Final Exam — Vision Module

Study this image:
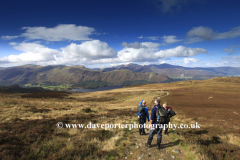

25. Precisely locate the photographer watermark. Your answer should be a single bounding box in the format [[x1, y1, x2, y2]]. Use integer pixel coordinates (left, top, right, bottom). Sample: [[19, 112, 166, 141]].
[[56, 122, 200, 130]]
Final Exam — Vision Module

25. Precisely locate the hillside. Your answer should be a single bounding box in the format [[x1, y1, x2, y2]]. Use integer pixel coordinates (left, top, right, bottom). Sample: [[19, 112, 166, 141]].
[[0, 65, 171, 88], [1, 77, 240, 159], [101, 63, 240, 78]]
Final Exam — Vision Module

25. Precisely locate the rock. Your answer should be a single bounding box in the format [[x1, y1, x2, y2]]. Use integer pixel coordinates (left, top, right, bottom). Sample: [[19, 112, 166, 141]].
[[130, 152, 133, 154], [137, 155, 143, 160], [136, 146, 139, 148], [172, 149, 181, 153], [172, 155, 176, 158], [160, 154, 168, 159], [125, 157, 127, 159]]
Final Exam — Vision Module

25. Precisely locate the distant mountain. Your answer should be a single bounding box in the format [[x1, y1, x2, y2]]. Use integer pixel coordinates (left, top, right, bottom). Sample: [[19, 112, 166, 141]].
[[0, 65, 171, 88], [102, 63, 240, 78]]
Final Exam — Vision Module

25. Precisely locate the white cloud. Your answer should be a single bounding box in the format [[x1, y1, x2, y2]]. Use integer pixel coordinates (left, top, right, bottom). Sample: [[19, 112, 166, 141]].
[[0, 42, 60, 63], [1, 35, 18, 40], [0, 40, 208, 66], [147, 36, 159, 40], [9, 42, 17, 45], [183, 58, 199, 64], [186, 26, 240, 44], [216, 26, 240, 39], [223, 45, 240, 55], [154, 46, 207, 58], [162, 35, 182, 43], [136, 36, 161, 41], [121, 42, 160, 49], [187, 26, 214, 40], [158, 60, 166, 64], [118, 45, 207, 62], [121, 42, 146, 49], [60, 40, 117, 62], [21, 24, 95, 41]]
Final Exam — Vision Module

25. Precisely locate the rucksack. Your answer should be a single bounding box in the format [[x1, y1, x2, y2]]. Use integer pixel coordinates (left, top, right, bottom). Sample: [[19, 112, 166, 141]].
[[137, 105, 146, 119], [156, 107, 168, 124]]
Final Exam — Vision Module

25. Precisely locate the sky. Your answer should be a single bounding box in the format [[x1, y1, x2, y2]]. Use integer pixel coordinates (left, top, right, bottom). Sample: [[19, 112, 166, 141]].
[[0, 0, 240, 68]]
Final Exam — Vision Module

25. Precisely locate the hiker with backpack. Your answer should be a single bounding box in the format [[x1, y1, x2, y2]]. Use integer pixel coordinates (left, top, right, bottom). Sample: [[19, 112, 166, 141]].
[[145, 98, 168, 149], [163, 103, 176, 135], [136, 100, 150, 135]]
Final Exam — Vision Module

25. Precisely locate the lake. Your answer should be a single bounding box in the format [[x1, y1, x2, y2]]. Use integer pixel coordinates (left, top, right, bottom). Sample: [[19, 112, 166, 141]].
[[71, 85, 125, 93]]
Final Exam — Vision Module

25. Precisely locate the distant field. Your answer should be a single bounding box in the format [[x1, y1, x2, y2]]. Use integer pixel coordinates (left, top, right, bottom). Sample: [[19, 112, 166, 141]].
[[0, 77, 240, 159]]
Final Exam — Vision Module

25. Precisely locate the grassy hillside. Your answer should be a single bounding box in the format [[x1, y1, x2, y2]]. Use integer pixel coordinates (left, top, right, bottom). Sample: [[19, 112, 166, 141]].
[[0, 65, 171, 89], [102, 63, 240, 78], [0, 77, 240, 159]]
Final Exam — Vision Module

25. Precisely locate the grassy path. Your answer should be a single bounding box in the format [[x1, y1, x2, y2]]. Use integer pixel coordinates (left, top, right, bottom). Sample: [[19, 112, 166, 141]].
[[122, 91, 186, 160]]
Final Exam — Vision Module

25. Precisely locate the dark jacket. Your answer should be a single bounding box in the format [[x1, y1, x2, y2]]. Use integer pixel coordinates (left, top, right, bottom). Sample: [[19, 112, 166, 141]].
[[150, 104, 162, 124], [165, 107, 176, 122]]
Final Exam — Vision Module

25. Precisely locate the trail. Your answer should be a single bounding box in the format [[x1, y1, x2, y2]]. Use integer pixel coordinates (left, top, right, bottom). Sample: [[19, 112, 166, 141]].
[[124, 91, 186, 160]]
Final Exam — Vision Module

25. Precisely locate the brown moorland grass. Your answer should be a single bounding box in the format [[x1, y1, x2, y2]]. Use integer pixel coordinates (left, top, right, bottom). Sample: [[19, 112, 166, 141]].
[[0, 85, 166, 159], [0, 78, 240, 159], [162, 79, 240, 160]]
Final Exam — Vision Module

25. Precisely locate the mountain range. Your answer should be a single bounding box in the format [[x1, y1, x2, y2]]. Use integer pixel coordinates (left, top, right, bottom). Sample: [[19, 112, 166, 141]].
[[0, 63, 239, 89], [0, 64, 170, 88], [100, 63, 240, 77]]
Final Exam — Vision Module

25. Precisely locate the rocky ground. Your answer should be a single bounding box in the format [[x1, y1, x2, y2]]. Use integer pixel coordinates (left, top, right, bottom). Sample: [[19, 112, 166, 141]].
[[124, 128, 185, 160]]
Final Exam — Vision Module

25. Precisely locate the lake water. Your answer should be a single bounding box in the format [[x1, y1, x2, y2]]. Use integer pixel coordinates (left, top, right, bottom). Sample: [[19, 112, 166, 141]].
[[71, 85, 125, 93]]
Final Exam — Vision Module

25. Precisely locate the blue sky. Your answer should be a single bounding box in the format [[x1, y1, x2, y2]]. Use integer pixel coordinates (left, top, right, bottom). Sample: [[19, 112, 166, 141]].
[[1, 0, 240, 68]]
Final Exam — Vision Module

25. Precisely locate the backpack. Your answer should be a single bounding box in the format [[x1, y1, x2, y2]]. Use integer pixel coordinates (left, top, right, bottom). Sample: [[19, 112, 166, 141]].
[[137, 105, 146, 119], [156, 107, 168, 124]]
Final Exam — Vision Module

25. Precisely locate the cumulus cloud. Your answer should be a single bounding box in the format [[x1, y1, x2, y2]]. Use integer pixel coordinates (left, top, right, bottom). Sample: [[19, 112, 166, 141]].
[[20, 24, 95, 41], [118, 45, 207, 62], [162, 35, 182, 43], [0, 43, 60, 63], [60, 40, 117, 62], [121, 42, 146, 49], [223, 45, 240, 55], [0, 40, 207, 66], [0, 40, 116, 65], [121, 42, 160, 49], [183, 58, 199, 64], [1, 35, 18, 40], [186, 26, 240, 44], [138, 36, 143, 39], [154, 46, 207, 58]]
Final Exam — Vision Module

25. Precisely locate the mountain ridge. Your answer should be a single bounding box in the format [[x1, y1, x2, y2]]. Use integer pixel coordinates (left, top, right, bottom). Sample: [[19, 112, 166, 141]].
[[0, 65, 171, 88]]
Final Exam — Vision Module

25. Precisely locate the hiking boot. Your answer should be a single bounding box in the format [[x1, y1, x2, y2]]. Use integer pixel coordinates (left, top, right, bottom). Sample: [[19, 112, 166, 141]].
[[145, 143, 151, 148], [157, 138, 162, 150]]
